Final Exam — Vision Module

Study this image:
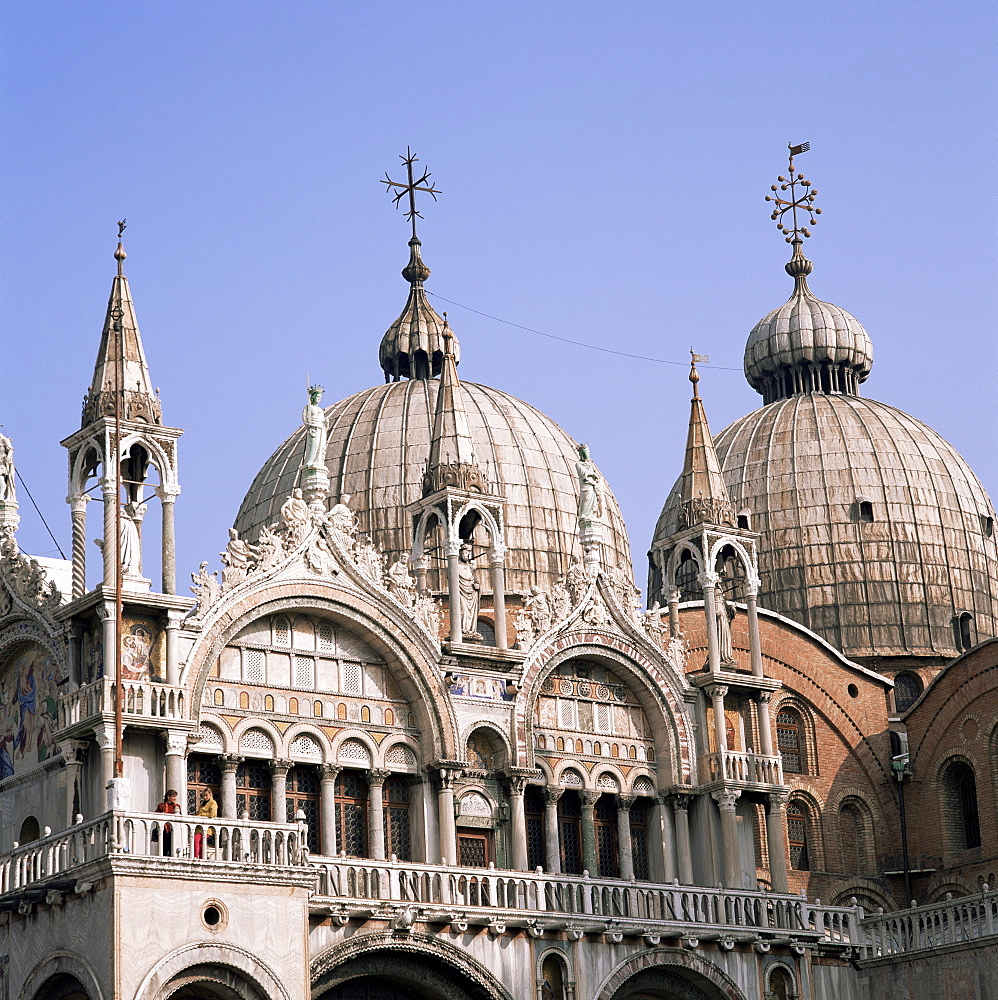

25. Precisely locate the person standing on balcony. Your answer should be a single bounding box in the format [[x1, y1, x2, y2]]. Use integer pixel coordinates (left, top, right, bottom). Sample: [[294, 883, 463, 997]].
[[194, 788, 218, 859], [155, 789, 181, 856]]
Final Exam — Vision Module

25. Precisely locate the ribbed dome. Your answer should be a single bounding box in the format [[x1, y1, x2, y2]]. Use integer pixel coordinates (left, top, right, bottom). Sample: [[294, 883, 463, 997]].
[[652, 394, 998, 662], [744, 254, 874, 404], [235, 379, 632, 596]]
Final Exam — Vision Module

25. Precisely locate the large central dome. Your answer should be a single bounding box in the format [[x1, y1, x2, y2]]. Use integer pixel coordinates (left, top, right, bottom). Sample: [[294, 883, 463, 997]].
[[235, 236, 631, 597]]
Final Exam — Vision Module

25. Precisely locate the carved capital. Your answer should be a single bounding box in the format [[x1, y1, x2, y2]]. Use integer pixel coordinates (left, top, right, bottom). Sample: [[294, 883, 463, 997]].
[[756, 691, 773, 705], [162, 730, 188, 756], [220, 755, 241, 775], [321, 764, 342, 783], [156, 485, 181, 503], [93, 725, 115, 752], [507, 776, 528, 797], [768, 790, 790, 810], [367, 768, 390, 788], [69, 493, 91, 514], [698, 571, 720, 589], [711, 788, 741, 811], [667, 791, 695, 813], [543, 787, 564, 806], [58, 739, 87, 764], [580, 790, 599, 808], [616, 794, 636, 811], [705, 684, 728, 701], [270, 759, 291, 777]]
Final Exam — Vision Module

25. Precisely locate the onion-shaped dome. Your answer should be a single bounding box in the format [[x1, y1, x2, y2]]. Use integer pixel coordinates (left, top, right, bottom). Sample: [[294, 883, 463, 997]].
[[235, 379, 632, 597], [653, 392, 998, 664], [744, 251, 873, 405]]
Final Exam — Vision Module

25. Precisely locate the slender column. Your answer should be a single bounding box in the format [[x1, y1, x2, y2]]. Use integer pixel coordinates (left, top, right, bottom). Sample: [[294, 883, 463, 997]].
[[412, 556, 428, 595], [100, 478, 117, 589], [70, 493, 89, 599], [667, 587, 681, 640], [543, 788, 562, 874], [367, 769, 388, 860], [669, 793, 694, 884], [446, 540, 462, 644], [94, 725, 116, 811], [580, 790, 599, 875], [489, 552, 508, 650], [707, 684, 729, 756], [99, 603, 117, 681], [158, 486, 179, 595], [756, 692, 775, 757], [164, 610, 182, 686], [616, 794, 635, 880], [651, 794, 676, 882], [436, 768, 457, 864], [746, 591, 764, 677], [508, 776, 527, 870], [766, 791, 790, 893], [59, 740, 86, 827], [163, 730, 188, 797], [701, 571, 721, 673], [219, 756, 239, 819], [270, 760, 290, 823], [712, 788, 742, 888], [320, 765, 340, 857], [67, 624, 83, 690]]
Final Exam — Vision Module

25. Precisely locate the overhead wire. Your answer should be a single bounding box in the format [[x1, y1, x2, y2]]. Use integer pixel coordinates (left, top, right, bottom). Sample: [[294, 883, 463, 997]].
[[14, 468, 68, 559]]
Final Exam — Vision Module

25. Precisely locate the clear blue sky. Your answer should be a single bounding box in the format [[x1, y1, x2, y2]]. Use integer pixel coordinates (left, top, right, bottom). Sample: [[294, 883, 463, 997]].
[[2, 2, 995, 594]]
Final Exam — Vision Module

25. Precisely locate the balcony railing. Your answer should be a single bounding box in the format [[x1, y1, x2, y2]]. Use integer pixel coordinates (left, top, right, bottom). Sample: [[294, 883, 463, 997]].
[[59, 678, 187, 729], [860, 889, 998, 958], [0, 811, 306, 894], [701, 750, 784, 786]]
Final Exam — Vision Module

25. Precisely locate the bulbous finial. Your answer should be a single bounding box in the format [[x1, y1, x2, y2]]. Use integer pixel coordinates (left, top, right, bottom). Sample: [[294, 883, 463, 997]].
[[115, 219, 127, 274], [401, 237, 431, 285], [784, 240, 814, 280], [689, 349, 709, 398]]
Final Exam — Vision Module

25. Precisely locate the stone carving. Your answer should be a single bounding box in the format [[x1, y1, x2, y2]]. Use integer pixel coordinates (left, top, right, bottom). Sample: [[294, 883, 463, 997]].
[[302, 385, 327, 469], [565, 557, 589, 607], [412, 591, 443, 637], [582, 594, 610, 627], [304, 526, 337, 578], [0, 532, 62, 619], [513, 609, 534, 649], [352, 535, 385, 586], [642, 602, 665, 646], [575, 443, 604, 520], [525, 586, 552, 634], [255, 524, 284, 574], [328, 494, 357, 537], [386, 555, 416, 606], [0, 434, 15, 502], [220, 527, 258, 588], [280, 489, 311, 549], [715, 583, 735, 664], [190, 562, 221, 612], [458, 543, 481, 639]]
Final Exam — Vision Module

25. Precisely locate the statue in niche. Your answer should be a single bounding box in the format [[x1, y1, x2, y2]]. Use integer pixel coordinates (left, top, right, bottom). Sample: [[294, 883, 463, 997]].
[[525, 586, 552, 634], [575, 443, 604, 521], [0, 434, 15, 502], [280, 488, 311, 548], [302, 385, 327, 469], [457, 544, 481, 639], [328, 494, 357, 537], [714, 582, 736, 664], [386, 554, 415, 606], [220, 527, 258, 588]]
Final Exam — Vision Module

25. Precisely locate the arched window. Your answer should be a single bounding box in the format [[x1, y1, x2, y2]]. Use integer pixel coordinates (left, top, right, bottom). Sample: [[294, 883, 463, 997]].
[[187, 755, 222, 816], [541, 955, 566, 1000], [558, 792, 583, 875], [594, 795, 619, 878], [767, 965, 797, 1000], [335, 770, 368, 857], [236, 762, 271, 821], [630, 798, 650, 880], [855, 500, 874, 523], [839, 802, 864, 874], [18, 816, 40, 844], [787, 803, 810, 870], [954, 612, 976, 652], [286, 766, 320, 853], [776, 708, 805, 774], [476, 618, 496, 647], [675, 549, 700, 603], [893, 672, 923, 712], [525, 785, 545, 871], [944, 761, 982, 850], [383, 775, 411, 861]]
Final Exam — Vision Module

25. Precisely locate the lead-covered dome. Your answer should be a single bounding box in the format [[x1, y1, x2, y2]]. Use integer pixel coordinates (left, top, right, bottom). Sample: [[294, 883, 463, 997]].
[[235, 379, 631, 597]]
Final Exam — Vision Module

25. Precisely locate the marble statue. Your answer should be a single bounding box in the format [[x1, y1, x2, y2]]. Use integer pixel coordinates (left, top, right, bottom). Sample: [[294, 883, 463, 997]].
[[457, 544, 481, 638], [643, 602, 664, 645], [565, 557, 589, 606], [0, 434, 15, 502], [280, 489, 311, 548], [513, 609, 534, 649], [120, 501, 146, 576], [386, 555, 415, 606], [190, 562, 221, 611], [328, 494, 357, 536], [220, 527, 258, 588], [525, 586, 552, 634], [302, 386, 327, 469], [715, 583, 735, 664], [575, 443, 603, 520]]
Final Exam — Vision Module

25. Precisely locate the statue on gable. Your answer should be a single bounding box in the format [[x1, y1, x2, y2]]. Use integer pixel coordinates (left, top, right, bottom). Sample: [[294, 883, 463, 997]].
[[328, 494, 357, 537], [302, 385, 327, 470], [643, 602, 665, 646], [575, 443, 604, 521], [220, 527, 258, 588], [386, 554, 416, 606], [513, 609, 534, 649], [0, 434, 15, 503], [280, 488, 311, 548], [525, 586, 552, 634], [565, 557, 589, 607], [457, 543, 481, 639], [190, 562, 221, 612]]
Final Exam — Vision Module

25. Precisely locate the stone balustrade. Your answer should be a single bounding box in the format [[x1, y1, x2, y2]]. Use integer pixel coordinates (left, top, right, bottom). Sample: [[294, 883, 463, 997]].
[[859, 889, 998, 958], [58, 678, 186, 729], [0, 811, 307, 895], [701, 749, 784, 786], [311, 856, 860, 943]]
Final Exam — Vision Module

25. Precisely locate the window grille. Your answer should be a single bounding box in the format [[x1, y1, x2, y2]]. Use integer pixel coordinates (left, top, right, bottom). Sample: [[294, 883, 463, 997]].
[[236, 762, 272, 821], [630, 798, 650, 880], [525, 786, 545, 871], [195, 725, 223, 749], [561, 770, 582, 786], [239, 729, 275, 755], [342, 661, 362, 694], [383, 776, 411, 861], [385, 744, 417, 769], [558, 698, 577, 729], [893, 672, 922, 712], [558, 794, 583, 875], [337, 739, 372, 766], [632, 776, 654, 795], [293, 655, 314, 689], [317, 622, 335, 652], [594, 796, 619, 878], [595, 702, 612, 734], [290, 734, 321, 758], [243, 648, 265, 682], [777, 710, 803, 773], [273, 616, 291, 647], [596, 773, 618, 790], [787, 804, 810, 870], [458, 835, 488, 868], [335, 770, 368, 857]]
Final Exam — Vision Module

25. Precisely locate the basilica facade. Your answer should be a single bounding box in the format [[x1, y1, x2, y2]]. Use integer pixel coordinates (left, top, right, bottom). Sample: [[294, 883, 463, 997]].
[[1, 159, 996, 1000]]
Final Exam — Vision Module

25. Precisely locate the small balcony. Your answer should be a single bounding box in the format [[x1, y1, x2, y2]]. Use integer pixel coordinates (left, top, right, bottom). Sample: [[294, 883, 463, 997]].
[[700, 749, 785, 788], [58, 678, 188, 733]]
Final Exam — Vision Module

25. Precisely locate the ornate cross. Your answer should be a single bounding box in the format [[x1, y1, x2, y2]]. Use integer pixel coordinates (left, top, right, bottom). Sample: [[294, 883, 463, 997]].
[[381, 148, 441, 239], [765, 143, 821, 243]]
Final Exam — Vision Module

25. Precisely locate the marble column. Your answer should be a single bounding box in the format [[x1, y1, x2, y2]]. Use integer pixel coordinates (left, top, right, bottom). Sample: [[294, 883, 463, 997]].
[[766, 791, 790, 893], [94, 725, 116, 811], [508, 776, 527, 870], [712, 788, 742, 888], [367, 769, 389, 860], [580, 791, 599, 875], [616, 795, 635, 880], [220, 756, 240, 819], [667, 587, 681, 639], [67, 624, 83, 691], [436, 769, 457, 865], [163, 729, 188, 798], [489, 552, 508, 650], [100, 478, 118, 589], [651, 794, 676, 882], [70, 493, 89, 600], [706, 684, 729, 762], [59, 740, 86, 827], [99, 602, 117, 681], [320, 765, 340, 857], [669, 793, 694, 885], [746, 590, 764, 677], [756, 691, 775, 757], [700, 572, 721, 673], [543, 788, 562, 874], [158, 486, 180, 595], [164, 610, 183, 686], [270, 760, 290, 823], [446, 542, 462, 645]]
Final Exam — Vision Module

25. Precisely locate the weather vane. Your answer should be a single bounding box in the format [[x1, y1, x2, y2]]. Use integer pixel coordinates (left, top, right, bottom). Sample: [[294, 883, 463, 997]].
[[765, 143, 820, 244], [117, 219, 127, 239], [381, 148, 441, 239]]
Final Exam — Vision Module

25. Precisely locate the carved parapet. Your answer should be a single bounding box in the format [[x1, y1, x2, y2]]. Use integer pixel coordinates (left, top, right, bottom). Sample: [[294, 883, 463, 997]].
[[679, 496, 734, 529], [421, 462, 486, 497]]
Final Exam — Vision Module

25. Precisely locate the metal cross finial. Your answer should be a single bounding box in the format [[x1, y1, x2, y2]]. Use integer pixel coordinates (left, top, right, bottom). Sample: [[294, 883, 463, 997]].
[[381, 148, 442, 240], [765, 143, 821, 243]]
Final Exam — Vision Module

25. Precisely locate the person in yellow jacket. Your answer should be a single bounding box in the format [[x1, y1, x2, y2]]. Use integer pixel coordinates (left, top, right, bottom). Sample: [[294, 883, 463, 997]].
[[194, 788, 218, 858]]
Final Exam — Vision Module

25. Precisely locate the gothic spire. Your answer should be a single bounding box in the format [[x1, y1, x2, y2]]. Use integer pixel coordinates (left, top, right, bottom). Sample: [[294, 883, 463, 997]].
[[81, 232, 162, 427], [678, 354, 734, 529], [422, 318, 484, 496]]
